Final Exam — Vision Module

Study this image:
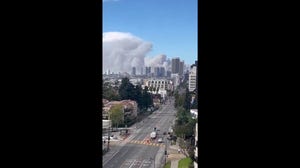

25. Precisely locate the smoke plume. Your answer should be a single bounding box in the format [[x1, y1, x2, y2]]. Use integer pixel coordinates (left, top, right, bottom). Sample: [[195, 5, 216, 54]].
[[103, 32, 172, 74], [103, 32, 152, 74]]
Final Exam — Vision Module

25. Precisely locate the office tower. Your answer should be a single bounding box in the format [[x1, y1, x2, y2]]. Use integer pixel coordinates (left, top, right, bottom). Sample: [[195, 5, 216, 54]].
[[171, 57, 180, 74], [154, 67, 160, 77], [132, 67, 136, 76], [167, 70, 171, 78], [145, 67, 151, 76], [160, 67, 165, 77], [179, 61, 184, 76]]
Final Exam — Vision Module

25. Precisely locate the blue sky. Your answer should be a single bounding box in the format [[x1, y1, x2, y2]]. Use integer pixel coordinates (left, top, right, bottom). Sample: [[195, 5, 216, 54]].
[[103, 0, 198, 65]]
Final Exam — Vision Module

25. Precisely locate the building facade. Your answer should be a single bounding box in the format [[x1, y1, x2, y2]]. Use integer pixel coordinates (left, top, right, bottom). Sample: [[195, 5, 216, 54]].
[[171, 57, 180, 74], [145, 79, 172, 91], [159, 67, 165, 77], [189, 64, 197, 92], [145, 67, 151, 77], [102, 99, 138, 122], [179, 61, 184, 76], [132, 67, 136, 76]]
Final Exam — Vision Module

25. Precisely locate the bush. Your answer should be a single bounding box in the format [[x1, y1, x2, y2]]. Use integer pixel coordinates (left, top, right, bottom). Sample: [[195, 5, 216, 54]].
[[164, 161, 171, 168], [178, 157, 193, 168]]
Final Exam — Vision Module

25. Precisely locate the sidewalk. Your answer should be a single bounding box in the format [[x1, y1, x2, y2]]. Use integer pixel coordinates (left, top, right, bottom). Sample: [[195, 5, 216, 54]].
[[167, 143, 186, 168]]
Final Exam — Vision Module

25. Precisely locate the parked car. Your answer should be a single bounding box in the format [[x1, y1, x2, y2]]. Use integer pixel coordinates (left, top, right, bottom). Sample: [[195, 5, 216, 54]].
[[163, 132, 167, 135], [158, 138, 163, 143]]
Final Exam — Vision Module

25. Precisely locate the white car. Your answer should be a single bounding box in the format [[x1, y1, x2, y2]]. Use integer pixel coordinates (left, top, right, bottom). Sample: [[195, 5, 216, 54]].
[[102, 136, 108, 140], [158, 138, 163, 143]]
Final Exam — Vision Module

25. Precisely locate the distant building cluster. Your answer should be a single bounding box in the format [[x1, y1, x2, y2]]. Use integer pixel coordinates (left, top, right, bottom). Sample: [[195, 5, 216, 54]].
[[103, 59, 198, 95], [143, 66, 166, 78]]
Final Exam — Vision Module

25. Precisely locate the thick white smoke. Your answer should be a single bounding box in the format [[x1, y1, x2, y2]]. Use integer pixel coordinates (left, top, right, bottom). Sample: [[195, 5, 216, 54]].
[[144, 54, 166, 67], [103, 32, 172, 74], [103, 32, 152, 73], [145, 54, 171, 71]]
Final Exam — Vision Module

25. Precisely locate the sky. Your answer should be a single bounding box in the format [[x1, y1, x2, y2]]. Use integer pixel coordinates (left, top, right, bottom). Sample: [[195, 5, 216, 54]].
[[103, 0, 197, 73]]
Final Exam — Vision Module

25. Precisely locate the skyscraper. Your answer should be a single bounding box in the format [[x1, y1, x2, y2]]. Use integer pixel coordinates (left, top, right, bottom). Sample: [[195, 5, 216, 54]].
[[171, 57, 180, 74], [167, 70, 171, 78], [160, 67, 165, 77], [179, 61, 184, 76], [154, 67, 160, 77], [132, 67, 136, 76], [145, 67, 151, 76]]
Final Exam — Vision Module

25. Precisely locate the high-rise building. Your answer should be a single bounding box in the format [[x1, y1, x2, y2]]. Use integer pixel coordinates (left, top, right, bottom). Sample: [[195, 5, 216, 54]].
[[145, 67, 151, 76], [166, 70, 172, 78], [132, 67, 136, 76], [189, 63, 197, 92], [171, 57, 180, 74], [106, 69, 110, 75], [154, 67, 160, 77], [141, 67, 143, 75], [179, 61, 184, 76], [159, 67, 165, 77]]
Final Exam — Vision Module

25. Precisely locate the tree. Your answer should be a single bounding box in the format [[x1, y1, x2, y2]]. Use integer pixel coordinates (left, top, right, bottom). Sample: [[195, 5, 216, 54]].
[[109, 104, 124, 130], [103, 82, 120, 101], [142, 86, 153, 109], [134, 85, 143, 110], [119, 77, 135, 100], [184, 87, 191, 111], [174, 106, 196, 139]]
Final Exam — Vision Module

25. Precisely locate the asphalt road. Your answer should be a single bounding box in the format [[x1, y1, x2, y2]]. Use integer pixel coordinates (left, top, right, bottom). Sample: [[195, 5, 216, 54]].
[[103, 98, 176, 168]]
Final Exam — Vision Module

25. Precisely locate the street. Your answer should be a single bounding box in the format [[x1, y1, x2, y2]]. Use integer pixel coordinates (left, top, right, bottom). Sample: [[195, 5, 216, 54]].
[[103, 98, 176, 168]]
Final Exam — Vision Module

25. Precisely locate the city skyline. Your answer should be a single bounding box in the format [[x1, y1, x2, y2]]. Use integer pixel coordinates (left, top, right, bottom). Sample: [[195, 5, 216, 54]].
[[103, 0, 198, 73]]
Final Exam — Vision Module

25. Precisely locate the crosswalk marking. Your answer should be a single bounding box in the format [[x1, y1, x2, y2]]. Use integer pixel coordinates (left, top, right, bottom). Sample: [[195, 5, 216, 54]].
[[128, 140, 165, 147]]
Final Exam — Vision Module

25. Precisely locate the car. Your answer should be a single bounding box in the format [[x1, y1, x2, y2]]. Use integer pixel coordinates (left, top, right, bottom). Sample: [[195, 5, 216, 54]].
[[158, 138, 163, 143], [163, 132, 167, 135]]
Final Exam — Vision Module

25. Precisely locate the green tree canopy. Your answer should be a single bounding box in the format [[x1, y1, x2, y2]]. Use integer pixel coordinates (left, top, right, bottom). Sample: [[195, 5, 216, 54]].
[[118, 77, 135, 100], [142, 86, 153, 109], [109, 104, 124, 128], [103, 82, 120, 101], [184, 87, 191, 111], [133, 85, 143, 109]]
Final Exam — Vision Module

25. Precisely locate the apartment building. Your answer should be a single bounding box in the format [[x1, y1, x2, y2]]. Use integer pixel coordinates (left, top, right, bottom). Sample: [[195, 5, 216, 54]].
[[102, 99, 138, 121], [189, 64, 197, 92]]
